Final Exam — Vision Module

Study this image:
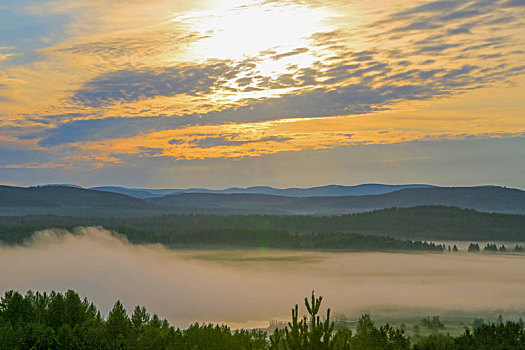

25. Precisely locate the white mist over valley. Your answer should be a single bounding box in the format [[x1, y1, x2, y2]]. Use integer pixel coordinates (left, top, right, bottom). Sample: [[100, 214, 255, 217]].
[[1, 227, 524, 329]]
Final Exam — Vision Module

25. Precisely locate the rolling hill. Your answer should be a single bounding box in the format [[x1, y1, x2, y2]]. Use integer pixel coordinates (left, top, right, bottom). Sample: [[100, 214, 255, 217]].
[[1, 185, 524, 216], [89, 183, 436, 198], [0, 185, 155, 209], [149, 186, 525, 214], [0, 190, 58, 207], [0, 206, 523, 243]]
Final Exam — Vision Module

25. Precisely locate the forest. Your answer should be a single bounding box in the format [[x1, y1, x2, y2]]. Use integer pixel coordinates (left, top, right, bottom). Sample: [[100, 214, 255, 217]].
[[1, 290, 524, 349], [0, 223, 445, 251], [1, 206, 523, 244]]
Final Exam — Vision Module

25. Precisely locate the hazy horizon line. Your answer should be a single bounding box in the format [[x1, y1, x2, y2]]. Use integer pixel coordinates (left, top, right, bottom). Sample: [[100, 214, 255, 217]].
[[3, 182, 523, 191]]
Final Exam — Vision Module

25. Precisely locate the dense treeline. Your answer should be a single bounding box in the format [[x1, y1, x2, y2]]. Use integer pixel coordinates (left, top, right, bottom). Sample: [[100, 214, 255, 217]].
[[0, 221, 444, 251], [467, 243, 523, 253], [171, 229, 445, 251], [0, 206, 523, 243], [0, 290, 267, 349], [2, 290, 524, 349]]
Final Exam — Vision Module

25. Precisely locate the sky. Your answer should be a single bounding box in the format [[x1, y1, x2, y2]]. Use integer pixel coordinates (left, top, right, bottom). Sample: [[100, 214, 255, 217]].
[[0, 0, 524, 188]]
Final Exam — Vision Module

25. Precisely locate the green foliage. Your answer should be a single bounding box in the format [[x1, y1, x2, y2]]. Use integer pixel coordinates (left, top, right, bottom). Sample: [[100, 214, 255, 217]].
[[1, 289, 524, 349], [420, 316, 445, 332], [269, 292, 410, 350], [182, 323, 267, 349], [351, 314, 410, 350], [484, 243, 498, 252], [270, 291, 335, 349], [0, 290, 266, 349], [1, 206, 524, 246], [472, 318, 485, 329], [455, 322, 525, 349], [467, 243, 480, 252], [413, 333, 455, 349], [0, 215, 447, 252], [478, 242, 510, 253]]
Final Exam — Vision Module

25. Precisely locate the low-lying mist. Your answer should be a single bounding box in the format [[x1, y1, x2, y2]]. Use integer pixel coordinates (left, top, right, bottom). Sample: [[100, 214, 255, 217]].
[[1, 227, 524, 328]]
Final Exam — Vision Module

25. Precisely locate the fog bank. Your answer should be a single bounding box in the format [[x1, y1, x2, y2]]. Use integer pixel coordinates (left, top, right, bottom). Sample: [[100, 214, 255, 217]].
[[1, 227, 524, 328]]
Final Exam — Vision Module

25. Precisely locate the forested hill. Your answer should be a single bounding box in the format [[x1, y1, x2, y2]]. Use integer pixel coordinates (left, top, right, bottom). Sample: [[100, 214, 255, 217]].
[[2, 289, 524, 349], [1, 206, 523, 243], [1, 185, 524, 216], [90, 183, 436, 198], [150, 186, 525, 214], [0, 185, 154, 209]]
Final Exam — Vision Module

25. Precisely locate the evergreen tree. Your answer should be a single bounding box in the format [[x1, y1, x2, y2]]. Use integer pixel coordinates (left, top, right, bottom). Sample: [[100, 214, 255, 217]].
[[468, 243, 480, 252], [106, 300, 131, 348]]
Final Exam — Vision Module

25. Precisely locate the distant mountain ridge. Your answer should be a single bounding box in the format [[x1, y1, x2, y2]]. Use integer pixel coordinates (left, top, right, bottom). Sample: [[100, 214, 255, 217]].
[[90, 184, 437, 198], [1, 184, 524, 216], [149, 186, 525, 214], [0, 185, 154, 209]]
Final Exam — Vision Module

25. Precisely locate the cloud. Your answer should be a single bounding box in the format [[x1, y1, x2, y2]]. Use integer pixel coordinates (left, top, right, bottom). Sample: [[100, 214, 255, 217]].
[[33, 50, 524, 148], [3, 136, 524, 189], [439, 9, 483, 21], [398, 0, 462, 15], [416, 43, 462, 53], [235, 77, 253, 87], [271, 47, 309, 60], [36, 117, 163, 147], [187, 135, 292, 148], [137, 146, 164, 156], [55, 27, 201, 60], [3, 0, 525, 174], [0, 143, 53, 167], [168, 138, 185, 145], [22, 113, 91, 124], [0, 53, 13, 61], [394, 20, 441, 32], [446, 26, 472, 35], [0, 86, 6, 102], [71, 62, 241, 107], [502, 0, 525, 7], [372, 0, 519, 47], [37, 0, 521, 144], [0, 7, 71, 66], [34, 83, 410, 147]]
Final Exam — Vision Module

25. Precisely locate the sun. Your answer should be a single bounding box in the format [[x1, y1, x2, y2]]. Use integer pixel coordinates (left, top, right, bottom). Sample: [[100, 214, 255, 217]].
[[169, 0, 336, 101], [176, 0, 334, 62]]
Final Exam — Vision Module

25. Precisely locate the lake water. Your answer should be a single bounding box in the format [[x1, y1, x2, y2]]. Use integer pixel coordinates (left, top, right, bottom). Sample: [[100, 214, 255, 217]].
[[1, 227, 524, 329]]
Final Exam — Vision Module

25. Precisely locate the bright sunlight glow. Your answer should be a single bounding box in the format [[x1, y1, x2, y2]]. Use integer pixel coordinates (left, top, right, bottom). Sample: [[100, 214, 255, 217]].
[[177, 0, 334, 62]]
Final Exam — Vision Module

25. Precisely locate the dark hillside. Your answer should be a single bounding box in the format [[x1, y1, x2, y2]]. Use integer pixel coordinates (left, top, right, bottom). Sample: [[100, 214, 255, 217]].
[[0, 185, 154, 209], [151, 193, 297, 210], [1, 185, 524, 215], [150, 187, 525, 214], [92, 183, 436, 198], [0, 190, 58, 207], [1, 206, 523, 243]]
